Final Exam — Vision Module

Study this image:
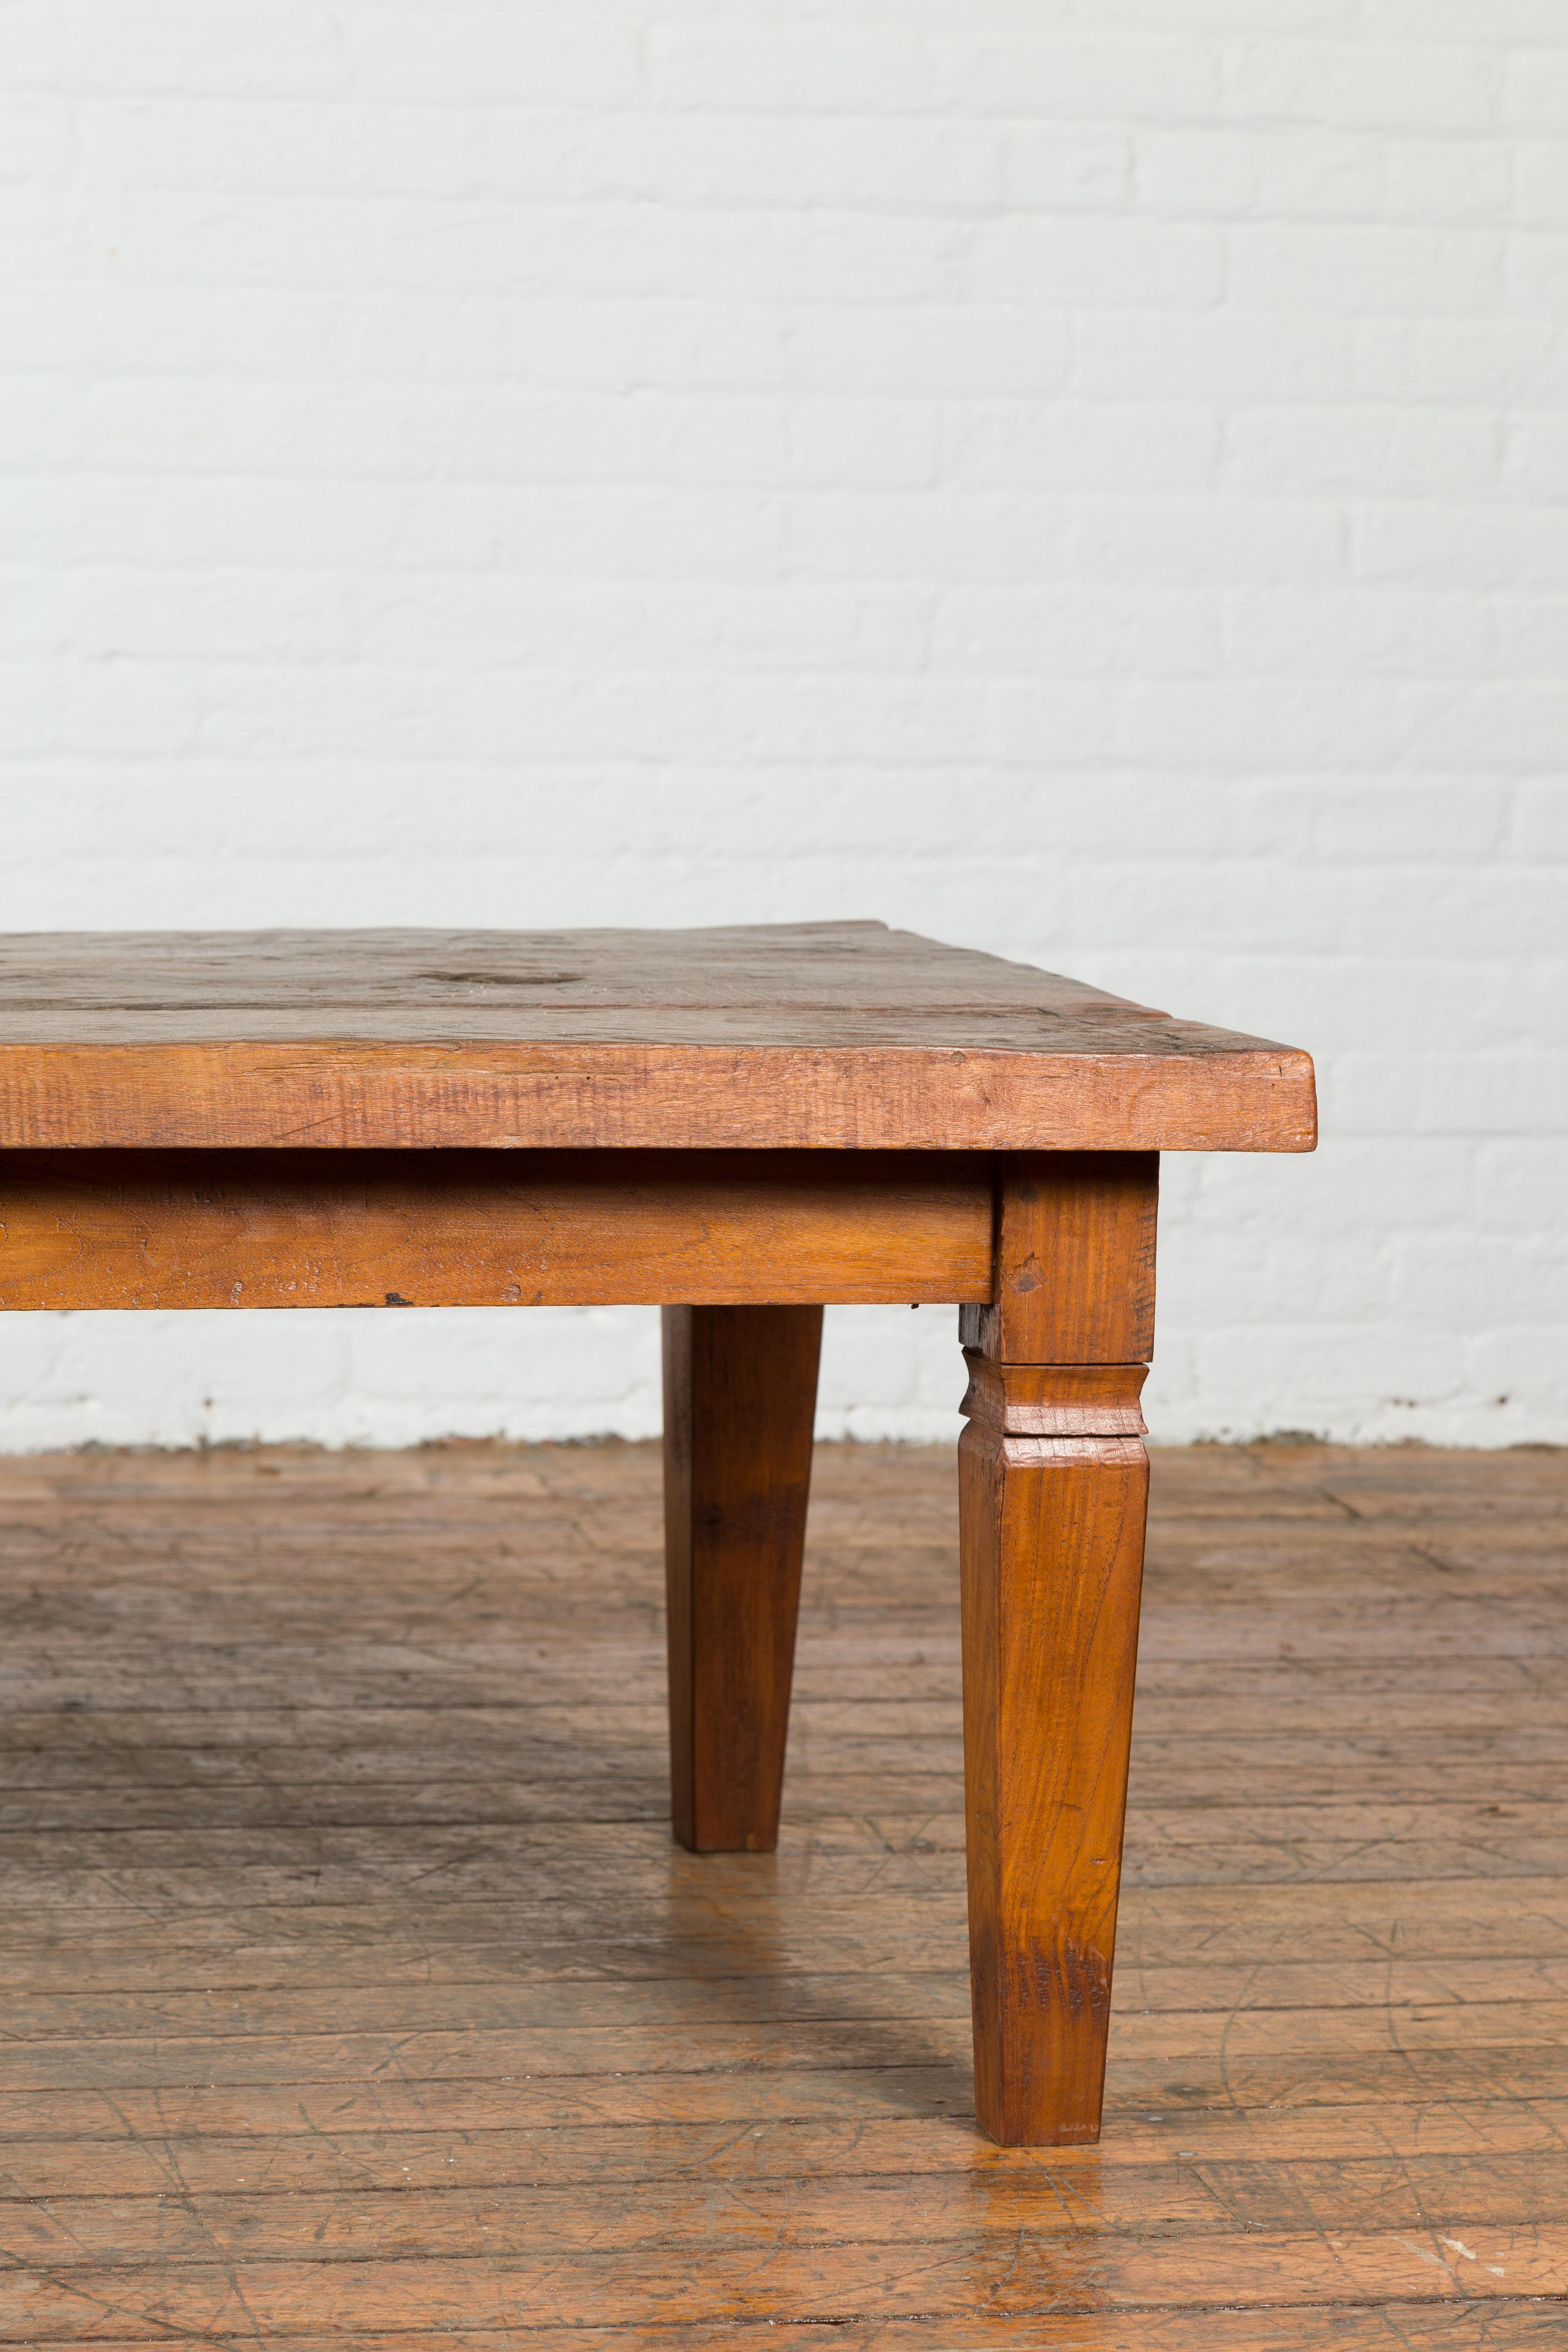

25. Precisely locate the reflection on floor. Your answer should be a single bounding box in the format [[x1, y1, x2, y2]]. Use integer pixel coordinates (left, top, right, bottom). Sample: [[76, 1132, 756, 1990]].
[[1, 1436, 1565, 2346]]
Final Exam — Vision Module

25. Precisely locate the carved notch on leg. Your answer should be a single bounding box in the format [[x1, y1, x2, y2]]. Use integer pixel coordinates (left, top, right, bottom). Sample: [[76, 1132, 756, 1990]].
[[662, 1303, 822, 1854], [961, 1356, 1148, 1459]]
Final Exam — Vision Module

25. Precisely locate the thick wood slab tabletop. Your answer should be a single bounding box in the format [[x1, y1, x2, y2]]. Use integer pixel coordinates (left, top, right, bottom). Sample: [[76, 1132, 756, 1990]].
[[0, 922, 1315, 1153]]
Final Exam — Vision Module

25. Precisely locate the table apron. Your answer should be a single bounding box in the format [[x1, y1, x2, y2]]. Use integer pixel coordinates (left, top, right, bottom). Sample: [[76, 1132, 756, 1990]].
[[0, 1148, 995, 1311]]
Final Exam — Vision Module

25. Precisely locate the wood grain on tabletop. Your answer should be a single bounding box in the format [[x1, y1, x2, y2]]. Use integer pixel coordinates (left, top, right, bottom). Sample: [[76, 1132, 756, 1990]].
[[1, 1436, 1564, 2341], [0, 921, 1317, 1152]]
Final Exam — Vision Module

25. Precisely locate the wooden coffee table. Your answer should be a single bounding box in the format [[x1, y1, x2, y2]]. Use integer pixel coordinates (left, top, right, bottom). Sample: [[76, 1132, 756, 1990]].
[[0, 922, 1314, 2144]]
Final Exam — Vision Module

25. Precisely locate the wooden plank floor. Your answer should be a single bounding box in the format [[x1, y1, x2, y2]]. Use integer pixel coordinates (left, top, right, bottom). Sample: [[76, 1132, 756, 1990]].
[[0, 1435, 1565, 2348]]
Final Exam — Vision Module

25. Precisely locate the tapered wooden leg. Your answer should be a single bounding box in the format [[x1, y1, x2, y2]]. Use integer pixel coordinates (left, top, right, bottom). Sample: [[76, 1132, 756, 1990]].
[[959, 1152, 1158, 2145], [662, 1303, 823, 1853], [959, 1376, 1148, 2143]]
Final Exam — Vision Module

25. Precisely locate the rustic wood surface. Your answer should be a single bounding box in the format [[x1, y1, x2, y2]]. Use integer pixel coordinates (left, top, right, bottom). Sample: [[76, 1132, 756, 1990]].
[[0, 1148, 993, 1311], [1, 1434, 1564, 2342], [0, 924, 1316, 1153]]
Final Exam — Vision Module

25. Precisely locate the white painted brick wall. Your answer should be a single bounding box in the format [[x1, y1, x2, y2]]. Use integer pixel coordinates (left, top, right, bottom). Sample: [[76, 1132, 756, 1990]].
[[2, 0, 1565, 1452]]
